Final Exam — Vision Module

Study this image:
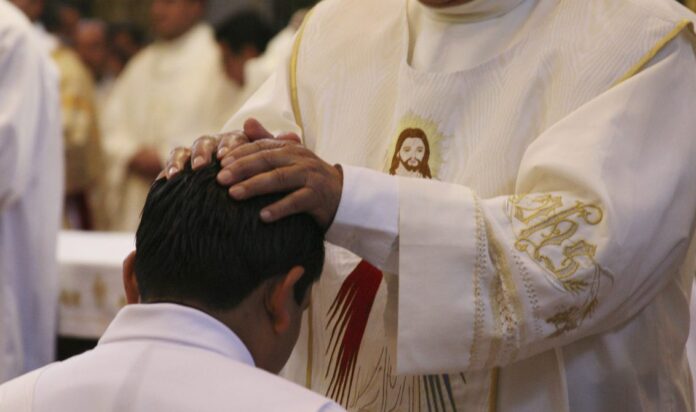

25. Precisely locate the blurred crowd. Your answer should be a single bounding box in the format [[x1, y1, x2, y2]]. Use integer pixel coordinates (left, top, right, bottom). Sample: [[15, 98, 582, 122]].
[[8, 0, 306, 232]]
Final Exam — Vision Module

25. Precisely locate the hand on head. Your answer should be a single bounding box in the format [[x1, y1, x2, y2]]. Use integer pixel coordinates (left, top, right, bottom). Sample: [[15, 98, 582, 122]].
[[161, 118, 343, 229]]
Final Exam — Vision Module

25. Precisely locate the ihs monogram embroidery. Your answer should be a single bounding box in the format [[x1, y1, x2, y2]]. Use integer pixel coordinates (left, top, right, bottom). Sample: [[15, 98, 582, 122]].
[[506, 194, 613, 337]]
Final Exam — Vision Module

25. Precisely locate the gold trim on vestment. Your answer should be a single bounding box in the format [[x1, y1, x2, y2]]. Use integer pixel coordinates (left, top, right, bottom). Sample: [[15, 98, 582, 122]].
[[288, 7, 315, 388], [615, 19, 693, 85], [488, 368, 499, 412], [290, 9, 315, 136]]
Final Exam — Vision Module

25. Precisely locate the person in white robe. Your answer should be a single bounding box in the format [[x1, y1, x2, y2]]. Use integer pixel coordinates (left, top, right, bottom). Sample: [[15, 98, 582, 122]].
[[167, 0, 696, 410], [0, 0, 63, 384], [231, 8, 309, 106], [0, 157, 343, 412], [102, 0, 237, 231]]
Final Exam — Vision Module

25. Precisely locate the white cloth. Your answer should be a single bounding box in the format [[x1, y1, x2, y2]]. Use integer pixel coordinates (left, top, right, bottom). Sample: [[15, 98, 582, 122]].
[[238, 27, 297, 104], [56, 231, 134, 339], [0, 1, 63, 384], [102, 23, 238, 231], [688, 277, 696, 400], [223, 0, 696, 410], [0, 304, 344, 411], [409, 0, 539, 72]]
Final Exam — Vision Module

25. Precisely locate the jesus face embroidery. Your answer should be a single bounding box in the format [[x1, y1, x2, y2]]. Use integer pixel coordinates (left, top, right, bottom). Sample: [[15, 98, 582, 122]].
[[389, 128, 432, 179]]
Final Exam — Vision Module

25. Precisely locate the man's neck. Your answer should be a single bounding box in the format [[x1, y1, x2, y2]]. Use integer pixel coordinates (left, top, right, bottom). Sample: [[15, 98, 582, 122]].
[[419, 0, 527, 22]]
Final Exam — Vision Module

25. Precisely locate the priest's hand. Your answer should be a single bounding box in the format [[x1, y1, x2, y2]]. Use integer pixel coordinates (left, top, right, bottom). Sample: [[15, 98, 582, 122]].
[[160, 118, 300, 179], [217, 138, 343, 229], [160, 117, 341, 228]]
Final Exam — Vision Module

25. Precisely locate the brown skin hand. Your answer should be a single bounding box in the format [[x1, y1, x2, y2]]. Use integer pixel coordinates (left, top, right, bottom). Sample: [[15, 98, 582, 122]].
[[217, 138, 343, 229], [160, 118, 341, 228]]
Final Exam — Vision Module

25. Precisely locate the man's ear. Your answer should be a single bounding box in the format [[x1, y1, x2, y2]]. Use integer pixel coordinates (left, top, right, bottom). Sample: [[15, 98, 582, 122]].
[[265, 266, 305, 335], [122, 250, 140, 304]]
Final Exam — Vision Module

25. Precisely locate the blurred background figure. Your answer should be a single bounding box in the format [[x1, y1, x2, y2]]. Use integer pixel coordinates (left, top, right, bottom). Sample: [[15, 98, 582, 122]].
[[106, 22, 145, 76], [214, 10, 273, 89], [214, 7, 309, 107], [11, 0, 103, 230], [100, 0, 237, 231], [54, 0, 83, 44], [0, 0, 63, 383], [75, 19, 112, 107]]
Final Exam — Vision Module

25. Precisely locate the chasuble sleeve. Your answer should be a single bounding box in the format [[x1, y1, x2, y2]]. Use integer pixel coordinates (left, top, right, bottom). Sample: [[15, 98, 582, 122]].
[[0, 24, 57, 210], [392, 34, 696, 373]]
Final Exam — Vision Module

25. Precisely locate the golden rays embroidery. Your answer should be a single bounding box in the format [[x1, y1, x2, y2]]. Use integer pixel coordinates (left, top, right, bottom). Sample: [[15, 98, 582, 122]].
[[506, 194, 612, 337]]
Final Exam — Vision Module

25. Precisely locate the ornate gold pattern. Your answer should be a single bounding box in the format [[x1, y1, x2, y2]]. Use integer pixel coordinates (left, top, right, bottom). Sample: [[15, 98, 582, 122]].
[[507, 194, 610, 337], [469, 197, 486, 368], [485, 220, 523, 368]]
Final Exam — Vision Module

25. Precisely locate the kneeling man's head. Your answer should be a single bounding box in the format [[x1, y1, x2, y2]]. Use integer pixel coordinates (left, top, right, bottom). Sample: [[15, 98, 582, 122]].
[[123, 159, 325, 373]]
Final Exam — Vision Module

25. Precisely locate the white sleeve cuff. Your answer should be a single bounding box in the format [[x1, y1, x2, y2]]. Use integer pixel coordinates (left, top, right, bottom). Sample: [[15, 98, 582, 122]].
[[397, 177, 479, 374], [325, 165, 399, 271]]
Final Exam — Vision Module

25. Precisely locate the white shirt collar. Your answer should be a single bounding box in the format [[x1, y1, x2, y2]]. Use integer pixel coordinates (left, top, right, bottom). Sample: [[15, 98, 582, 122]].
[[98, 303, 255, 367]]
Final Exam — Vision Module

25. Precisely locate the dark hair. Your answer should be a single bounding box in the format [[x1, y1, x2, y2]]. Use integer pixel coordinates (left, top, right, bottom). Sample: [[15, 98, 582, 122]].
[[214, 10, 273, 55], [107, 22, 146, 48], [134, 160, 324, 310]]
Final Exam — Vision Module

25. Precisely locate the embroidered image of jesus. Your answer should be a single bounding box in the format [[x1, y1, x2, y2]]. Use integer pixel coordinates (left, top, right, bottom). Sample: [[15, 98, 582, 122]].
[[388, 127, 432, 178]]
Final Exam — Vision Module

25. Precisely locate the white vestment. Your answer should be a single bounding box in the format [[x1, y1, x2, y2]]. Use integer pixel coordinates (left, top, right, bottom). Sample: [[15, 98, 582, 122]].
[[0, 304, 345, 412], [223, 0, 696, 410], [102, 23, 238, 231], [0, 1, 63, 383]]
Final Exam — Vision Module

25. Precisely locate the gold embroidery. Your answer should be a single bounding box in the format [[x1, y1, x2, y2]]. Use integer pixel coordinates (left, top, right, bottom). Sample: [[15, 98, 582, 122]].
[[385, 113, 445, 179], [92, 275, 107, 309], [507, 195, 609, 337], [488, 368, 499, 412], [60, 290, 81, 307], [485, 219, 523, 368], [510, 195, 602, 284], [469, 197, 486, 367]]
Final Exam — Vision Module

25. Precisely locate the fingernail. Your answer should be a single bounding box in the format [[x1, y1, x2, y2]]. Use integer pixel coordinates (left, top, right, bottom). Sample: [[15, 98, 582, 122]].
[[260, 209, 272, 221], [168, 167, 179, 177], [218, 170, 232, 184], [220, 156, 235, 168], [217, 147, 228, 158], [229, 186, 245, 199], [192, 156, 205, 169]]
